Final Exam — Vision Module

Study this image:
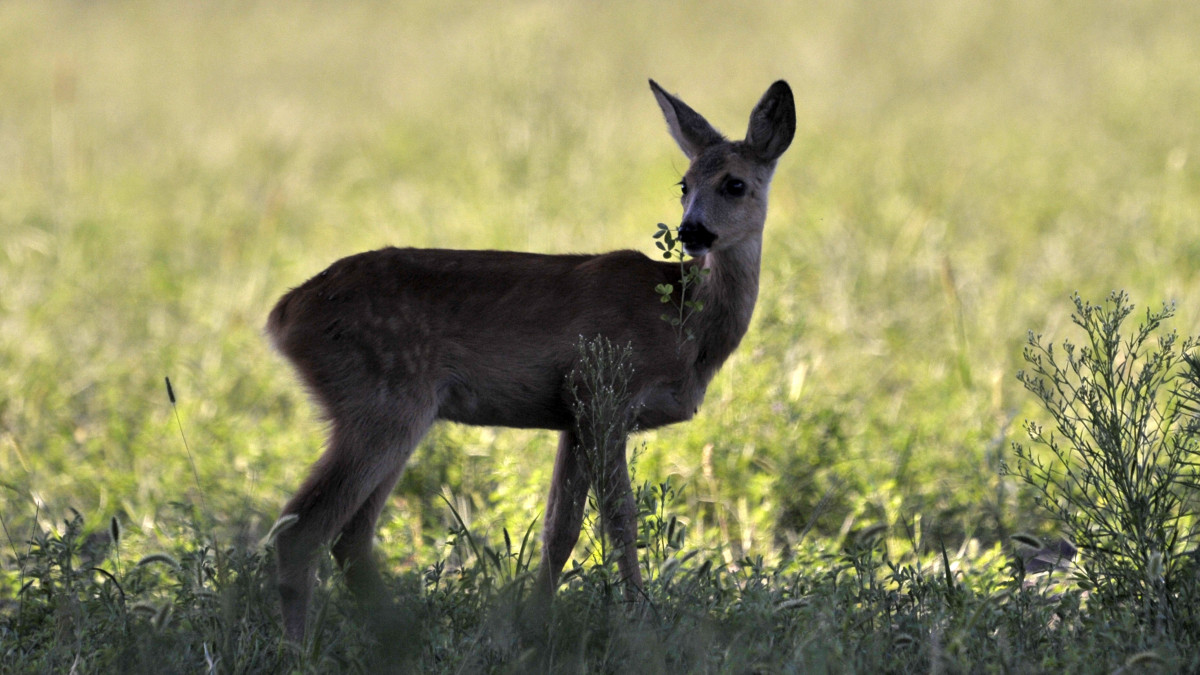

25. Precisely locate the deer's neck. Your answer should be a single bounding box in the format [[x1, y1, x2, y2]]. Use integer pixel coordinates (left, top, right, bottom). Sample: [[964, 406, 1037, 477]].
[[691, 237, 762, 371]]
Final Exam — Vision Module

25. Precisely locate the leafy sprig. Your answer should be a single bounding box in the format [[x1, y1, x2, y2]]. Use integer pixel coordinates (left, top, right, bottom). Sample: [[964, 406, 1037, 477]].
[[653, 223, 708, 347]]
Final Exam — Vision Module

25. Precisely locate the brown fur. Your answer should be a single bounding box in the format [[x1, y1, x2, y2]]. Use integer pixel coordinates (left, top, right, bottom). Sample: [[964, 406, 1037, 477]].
[[269, 80, 795, 641]]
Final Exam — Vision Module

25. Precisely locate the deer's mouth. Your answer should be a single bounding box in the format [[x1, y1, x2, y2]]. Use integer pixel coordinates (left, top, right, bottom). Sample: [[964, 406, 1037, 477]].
[[678, 222, 717, 256]]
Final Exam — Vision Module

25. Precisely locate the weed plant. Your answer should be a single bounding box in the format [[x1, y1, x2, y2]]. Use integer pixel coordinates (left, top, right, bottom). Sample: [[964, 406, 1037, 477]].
[[567, 335, 638, 580]]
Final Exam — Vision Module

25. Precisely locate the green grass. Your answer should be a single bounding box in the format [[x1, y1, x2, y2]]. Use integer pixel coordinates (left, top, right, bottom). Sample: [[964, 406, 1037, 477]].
[[2, 0, 1200, 671]]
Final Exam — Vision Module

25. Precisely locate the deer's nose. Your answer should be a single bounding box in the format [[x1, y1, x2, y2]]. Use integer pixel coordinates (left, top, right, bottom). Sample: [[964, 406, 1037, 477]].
[[678, 220, 717, 254]]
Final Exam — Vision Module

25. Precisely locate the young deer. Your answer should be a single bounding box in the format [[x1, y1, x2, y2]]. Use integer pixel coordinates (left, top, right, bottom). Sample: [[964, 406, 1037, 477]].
[[268, 79, 795, 641]]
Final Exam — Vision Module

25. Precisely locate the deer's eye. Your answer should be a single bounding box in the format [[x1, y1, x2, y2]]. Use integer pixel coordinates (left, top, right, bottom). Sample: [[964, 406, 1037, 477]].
[[678, 180, 689, 197], [723, 177, 746, 197]]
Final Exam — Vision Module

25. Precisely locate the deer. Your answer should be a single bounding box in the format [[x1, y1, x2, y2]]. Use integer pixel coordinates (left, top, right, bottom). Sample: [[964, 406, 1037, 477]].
[[267, 79, 795, 641]]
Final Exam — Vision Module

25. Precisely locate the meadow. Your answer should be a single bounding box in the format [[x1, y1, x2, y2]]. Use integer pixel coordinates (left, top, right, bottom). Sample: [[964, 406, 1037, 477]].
[[2, 1, 1199, 672]]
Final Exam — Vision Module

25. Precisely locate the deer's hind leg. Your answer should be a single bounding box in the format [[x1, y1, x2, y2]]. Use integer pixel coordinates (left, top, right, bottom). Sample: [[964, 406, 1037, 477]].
[[330, 462, 405, 602], [275, 392, 436, 642]]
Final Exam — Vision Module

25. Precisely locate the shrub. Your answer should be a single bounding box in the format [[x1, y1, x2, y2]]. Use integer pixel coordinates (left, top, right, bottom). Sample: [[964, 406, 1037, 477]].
[[1008, 292, 1200, 640]]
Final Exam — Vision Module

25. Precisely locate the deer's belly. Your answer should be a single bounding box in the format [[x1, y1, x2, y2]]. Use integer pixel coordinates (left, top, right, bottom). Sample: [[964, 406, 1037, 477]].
[[436, 375, 573, 430]]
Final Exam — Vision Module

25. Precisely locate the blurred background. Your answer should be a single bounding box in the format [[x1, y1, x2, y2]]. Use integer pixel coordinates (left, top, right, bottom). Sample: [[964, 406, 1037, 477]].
[[2, 0, 1198, 568]]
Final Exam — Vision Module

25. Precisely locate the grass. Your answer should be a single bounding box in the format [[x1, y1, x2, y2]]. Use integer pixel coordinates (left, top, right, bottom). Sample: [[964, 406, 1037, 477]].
[[2, 0, 1200, 671]]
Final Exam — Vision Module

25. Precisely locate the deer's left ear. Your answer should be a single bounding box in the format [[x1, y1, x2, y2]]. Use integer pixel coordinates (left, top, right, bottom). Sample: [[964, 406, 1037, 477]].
[[745, 81, 795, 163]]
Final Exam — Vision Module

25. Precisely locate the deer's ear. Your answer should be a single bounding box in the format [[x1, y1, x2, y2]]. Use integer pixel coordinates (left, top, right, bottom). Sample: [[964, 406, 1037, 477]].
[[650, 79, 725, 160], [744, 80, 795, 163]]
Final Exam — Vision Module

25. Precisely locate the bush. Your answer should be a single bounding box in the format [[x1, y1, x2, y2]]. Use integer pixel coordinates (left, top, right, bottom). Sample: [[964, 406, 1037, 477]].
[[1008, 292, 1200, 641]]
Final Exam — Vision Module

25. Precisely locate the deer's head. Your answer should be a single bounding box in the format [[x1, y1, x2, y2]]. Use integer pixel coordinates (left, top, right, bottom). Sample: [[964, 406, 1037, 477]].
[[650, 80, 796, 257]]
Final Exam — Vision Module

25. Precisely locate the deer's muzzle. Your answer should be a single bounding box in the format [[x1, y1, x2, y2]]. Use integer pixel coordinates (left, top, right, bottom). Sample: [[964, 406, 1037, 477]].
[[678, 221, 717, 256]]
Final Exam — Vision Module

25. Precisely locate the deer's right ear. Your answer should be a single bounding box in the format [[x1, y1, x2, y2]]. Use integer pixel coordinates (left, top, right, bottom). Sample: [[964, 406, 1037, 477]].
[[745, 80, 796, 163], [650, 79, 725, 160]]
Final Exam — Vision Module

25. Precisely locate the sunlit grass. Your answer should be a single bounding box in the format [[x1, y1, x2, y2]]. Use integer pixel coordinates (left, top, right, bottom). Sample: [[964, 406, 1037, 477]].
[[2, 1, 1200, 670]]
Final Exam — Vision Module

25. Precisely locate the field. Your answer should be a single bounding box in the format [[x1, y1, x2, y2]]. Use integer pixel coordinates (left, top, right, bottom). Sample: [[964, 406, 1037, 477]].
[[2, 1, 1199, 672]]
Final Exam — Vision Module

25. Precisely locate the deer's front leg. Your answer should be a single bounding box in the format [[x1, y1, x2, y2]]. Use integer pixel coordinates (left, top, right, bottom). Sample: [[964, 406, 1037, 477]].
[[595, 433, 643, 599], [532, 427, 644, 614], [533, 429, 590, 607]]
